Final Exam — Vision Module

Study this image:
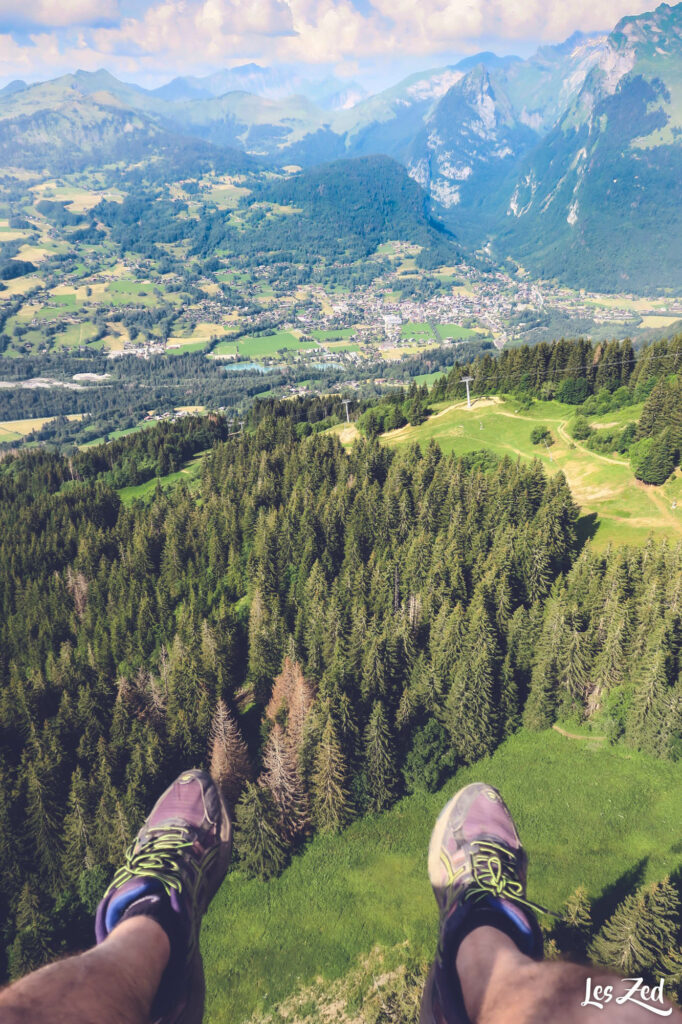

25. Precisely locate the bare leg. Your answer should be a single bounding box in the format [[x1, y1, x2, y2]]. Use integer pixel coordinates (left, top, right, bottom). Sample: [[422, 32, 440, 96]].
[[0, 917, 169, 1024], [457, 926, 682, 1024]]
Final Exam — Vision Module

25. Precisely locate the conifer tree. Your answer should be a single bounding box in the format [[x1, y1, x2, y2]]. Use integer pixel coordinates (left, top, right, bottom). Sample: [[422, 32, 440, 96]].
[[554, 886, 593, 960], [523, 654, 559, 730], [248, 587, 284, 702], [363, 701, 397, 812], [312, 715, 352, 832], [25, 760, 63, 888], [559, 618, 590, 704], [234, 782, 288, 880], [589, 877, 682, 980], [627, 644, 670, 753], [8, 882, 54, 979], [209, 699, 253, 809], [445, 638, 498, 764], [260, 724, 310, 844], [62, 766, 94, 883]]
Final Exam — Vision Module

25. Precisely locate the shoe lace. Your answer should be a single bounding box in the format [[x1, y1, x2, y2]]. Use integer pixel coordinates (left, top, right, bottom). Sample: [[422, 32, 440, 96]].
[[105, 825, 195, 900], [463, 840, 553, 917]]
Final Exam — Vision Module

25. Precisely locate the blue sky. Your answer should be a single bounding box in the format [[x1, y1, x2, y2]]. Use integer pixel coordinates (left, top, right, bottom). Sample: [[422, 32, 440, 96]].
[[0, 0, 660, 89]]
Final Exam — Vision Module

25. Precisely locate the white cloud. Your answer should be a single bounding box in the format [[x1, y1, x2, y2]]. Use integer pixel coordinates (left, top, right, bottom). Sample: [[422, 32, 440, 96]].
[[0, 0, 118, 30], [0, 0, 665, 83]]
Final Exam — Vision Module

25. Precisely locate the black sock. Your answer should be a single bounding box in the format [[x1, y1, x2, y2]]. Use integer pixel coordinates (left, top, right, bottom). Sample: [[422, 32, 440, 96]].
[[120, 894, 188, 1016]]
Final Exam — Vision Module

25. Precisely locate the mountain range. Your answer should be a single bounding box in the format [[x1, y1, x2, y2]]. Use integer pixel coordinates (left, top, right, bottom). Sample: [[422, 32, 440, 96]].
[[2, 2, 682, 291]]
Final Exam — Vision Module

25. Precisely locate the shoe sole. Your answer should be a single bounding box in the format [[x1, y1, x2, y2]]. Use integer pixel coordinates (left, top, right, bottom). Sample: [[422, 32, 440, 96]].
[[172, 772, 233, 1024], [427, 783, 471, 893]]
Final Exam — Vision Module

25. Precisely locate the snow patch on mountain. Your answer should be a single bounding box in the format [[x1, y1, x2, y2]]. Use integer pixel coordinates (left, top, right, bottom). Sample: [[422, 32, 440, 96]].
[[599, 43, 636, 95], [436, 157, 473, 180], [508, 172, 537, 217], [408, 158, 430, 187], [406, 70, 464, 101], [431, 179, 461, 206]]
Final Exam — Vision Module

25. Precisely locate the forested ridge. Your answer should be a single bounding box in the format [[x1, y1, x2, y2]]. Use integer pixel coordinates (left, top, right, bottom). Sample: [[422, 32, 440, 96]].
[[2, 337, 682, 992]]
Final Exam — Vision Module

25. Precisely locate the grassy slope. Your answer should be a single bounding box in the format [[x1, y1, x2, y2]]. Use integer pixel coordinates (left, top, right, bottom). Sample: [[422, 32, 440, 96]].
[[202, 730, 682, 1024], [116, 453, 205, 504], [382, 397, 682, 548]]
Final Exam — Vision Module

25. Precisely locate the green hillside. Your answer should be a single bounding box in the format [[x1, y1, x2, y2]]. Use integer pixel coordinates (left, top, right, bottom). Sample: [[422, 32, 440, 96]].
[[202, 728, 682, 1023], [382, 396, 682, 547]]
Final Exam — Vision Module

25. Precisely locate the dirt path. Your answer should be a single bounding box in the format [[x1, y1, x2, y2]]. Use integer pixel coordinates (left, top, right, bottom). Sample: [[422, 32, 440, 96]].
[[633, 479, 682, 536], [552, 724, 606, 741], [555, 421, 629, 466], [430, 396, 501, 421]]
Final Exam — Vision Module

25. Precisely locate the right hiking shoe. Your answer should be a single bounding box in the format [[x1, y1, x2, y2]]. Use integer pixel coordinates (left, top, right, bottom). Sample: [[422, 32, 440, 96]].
[[420, 783, 546, 1024], [428, 781, 545, 960], [95, 768, 232, 1024]]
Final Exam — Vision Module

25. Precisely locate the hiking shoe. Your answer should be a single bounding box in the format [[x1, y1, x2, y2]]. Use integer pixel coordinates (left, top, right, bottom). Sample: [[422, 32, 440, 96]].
[[420, 783, 546, 1024], [95, 768, 232, 1024]]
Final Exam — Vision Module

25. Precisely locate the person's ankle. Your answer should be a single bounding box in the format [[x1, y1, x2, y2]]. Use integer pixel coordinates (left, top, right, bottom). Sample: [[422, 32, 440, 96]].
[[456, 926, 530, 1022]]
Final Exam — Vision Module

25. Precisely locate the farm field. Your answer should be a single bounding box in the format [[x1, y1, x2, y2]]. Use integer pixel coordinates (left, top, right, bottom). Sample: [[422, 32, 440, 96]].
[[382, 396, 682, 547], [202, 729, 682, 1024], [212, 331, 320, 359], [167, 340, 211, 354], [434, 323, 480, 340], [310, 328, 356, 342], [0, 413, 83, 441], [401, 321, 435, 340]]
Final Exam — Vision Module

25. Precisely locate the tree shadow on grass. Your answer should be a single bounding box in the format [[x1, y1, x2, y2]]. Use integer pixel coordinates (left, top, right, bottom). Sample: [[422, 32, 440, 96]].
[[575, 513, 599, 552], [591, 858, 648, 930], [667, 862, 682, 904]]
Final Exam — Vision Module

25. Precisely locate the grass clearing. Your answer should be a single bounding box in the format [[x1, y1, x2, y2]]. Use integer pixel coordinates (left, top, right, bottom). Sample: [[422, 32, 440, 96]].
[[413, 369, 449, 386], [382, 343, 437, 361], [434, 323, 480, 340], [202, 729, 682, 1024], [639, 315, 682, 329], [1, 275, 44, 295], [0, 414, 83, 436], [167, 340, 211, 355], [327, 422, 361, 446], [383, 397, 682, 547], [104, 280, 161, 306], [117, 453, 205, 504], [214, 332, 319, 360], [400, 321, 436, 341], [0, 426, 22, 442], [311, 329, 356, 342], [54, 323, 99, 348]]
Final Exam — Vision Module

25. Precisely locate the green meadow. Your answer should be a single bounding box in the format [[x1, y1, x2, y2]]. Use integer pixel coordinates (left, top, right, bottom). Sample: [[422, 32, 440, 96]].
[[213, 332, 320, 359], [167, 340, 211, 355], [434, 323, 479, 340], [401, 321, 436, 340], [117, 453, 205, 504], [382, 396, 682, 548], [202, 729, 682, 1024], [311, 328, 356, 342]]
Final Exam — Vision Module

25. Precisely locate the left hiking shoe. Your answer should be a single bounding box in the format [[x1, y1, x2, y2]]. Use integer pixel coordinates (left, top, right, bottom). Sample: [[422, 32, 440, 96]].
[[95, 768, 232, 1024], [420, 782, 546, 1024]]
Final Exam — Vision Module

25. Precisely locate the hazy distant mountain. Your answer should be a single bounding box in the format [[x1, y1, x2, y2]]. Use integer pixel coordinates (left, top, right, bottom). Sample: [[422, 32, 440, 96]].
[[0, 71, 253, 175], [0, 80, 27, 97], [4, 4, 682, 290], [497, 2, 682, 290], [153, 64, 367, 109]]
